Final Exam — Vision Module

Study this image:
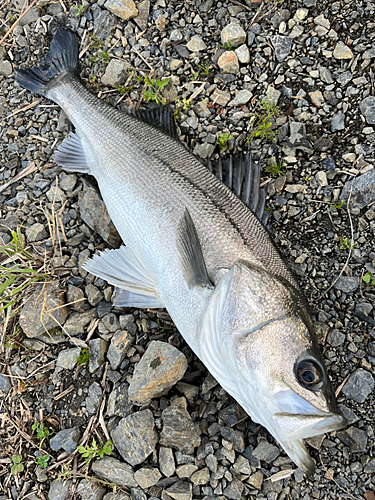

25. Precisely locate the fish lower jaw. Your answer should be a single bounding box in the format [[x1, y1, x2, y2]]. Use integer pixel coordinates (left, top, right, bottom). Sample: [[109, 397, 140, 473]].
[[272, 411, 347, 441]]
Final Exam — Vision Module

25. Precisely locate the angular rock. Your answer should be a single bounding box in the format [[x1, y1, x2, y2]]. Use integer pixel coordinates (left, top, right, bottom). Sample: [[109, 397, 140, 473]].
[[270, 35, 292, 62], [77, 180, 121, 247], [252, 440, 280, 462], [327, 329, 346, 347], [64, 309, 97, 336], [99, 313, 120, 333], [218, 404, 248, 427], [67, 285, 86, 312], [49, 427, 81, 454], [134, 467, 162, 489], [92, 456, 137, 488], [160, 397, 201, 453], [248, 470, 263, 489], [89, 338, 109, 373], [111, 410, 157, 466], [48, 479, 72, 500], [0, 374, 11, 393], [186, 35, 206, 52], [26, 223, 48, 242], [217, 51, 239, 74], [107, 384, 132, 417], [107, 330, 134, 370], [359, 96, 375, 125], [85, 284, 104, 307], [129, 341, 187, 405], [229, 89, 252, 106], [341, 169, 375, 209], [102, 59, 132, 87], [77, 479, 106, 500], [235, 44, 250, 64], [159, 447, 175, 477], [220, 427, 245, 452], [345, 427, 368, 452], [342, 368, 374, 403], [223, 477, 244, 499], [221, 23, 246, 48], [19, 283, 68, 338], [46, 186, 65, 203], [333, 276, 359, 294], [364, 459, 375, 473], [165, 480, 192, 500], [0, 60, 12, 77], [104, 0, 138, 20], [176, 464, 198, 478], [191, 467, 210, 485], [85, 381, 103, 414], [211, 88, 230, 106], [0, 213, 20, 234], [331, 111, 345, 131], [134, 0, 150, 30], [309, 90, 324, 108], [333, 41, 353, 59], [56, 348, 81, 370]]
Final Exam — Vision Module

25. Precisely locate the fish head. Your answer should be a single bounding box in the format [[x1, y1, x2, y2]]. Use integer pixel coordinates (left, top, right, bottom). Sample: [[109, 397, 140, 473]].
[[200, 260, 347, 474]]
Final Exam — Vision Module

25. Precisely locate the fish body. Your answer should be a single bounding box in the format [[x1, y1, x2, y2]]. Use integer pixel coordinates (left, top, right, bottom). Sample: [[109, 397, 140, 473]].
[[16, 30, 347, 474]]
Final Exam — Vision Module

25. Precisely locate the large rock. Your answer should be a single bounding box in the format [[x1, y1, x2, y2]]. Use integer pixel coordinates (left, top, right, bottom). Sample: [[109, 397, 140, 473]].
[[129, 341, 187, 405], [342, 368, 374, 403], [342, 169, 375, 209], [49, 427, 80, 454], [160, 397, 200, 453], [77, 180, 121, 247], [359, 96, 375, 125], [19, 283, 68, 338], [111, 410, 157, 466], [104, 0, 138, 20], [92, 456, 137, 488], [270, 35, 292, 62], [221, 23, 246, 48], [217, 51, 239, 74], [101, 59, 132, 87], [107, 330, 134, 370]]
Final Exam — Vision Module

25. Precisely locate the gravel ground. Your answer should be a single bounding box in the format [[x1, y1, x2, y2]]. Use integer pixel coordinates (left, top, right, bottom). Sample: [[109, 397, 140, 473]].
[[1, 0, 375, 499]]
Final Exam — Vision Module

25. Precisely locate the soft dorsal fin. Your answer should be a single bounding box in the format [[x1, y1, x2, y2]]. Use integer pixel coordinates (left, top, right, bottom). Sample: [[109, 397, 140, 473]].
[[177, 209, 213, 290], [207, 153, 270, 226], [131, 104, 179, 140]]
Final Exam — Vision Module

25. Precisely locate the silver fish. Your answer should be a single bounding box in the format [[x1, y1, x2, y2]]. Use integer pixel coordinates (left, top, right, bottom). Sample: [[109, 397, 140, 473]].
[[16, 30, 347, 474]]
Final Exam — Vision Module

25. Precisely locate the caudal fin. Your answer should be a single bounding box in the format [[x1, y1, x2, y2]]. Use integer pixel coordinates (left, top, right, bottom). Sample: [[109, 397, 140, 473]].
[[15, 30, 78, 97]]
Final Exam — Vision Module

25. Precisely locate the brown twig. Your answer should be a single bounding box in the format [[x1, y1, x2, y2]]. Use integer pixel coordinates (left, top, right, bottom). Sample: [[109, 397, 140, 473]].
[[0, 0, 38, 46]]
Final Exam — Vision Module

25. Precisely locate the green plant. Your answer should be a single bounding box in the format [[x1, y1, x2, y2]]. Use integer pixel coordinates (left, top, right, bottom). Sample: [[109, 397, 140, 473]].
[[198, 62, 210, 75], [73, 4, 84, 15], [339, 237, 356, 250], [216, 132, 233, 152], [89, 49, 110, 65], [246, 98, 280, 145], [0, 227, 47, 314], [363, 271, 375, 286], [9, 13, 15, 23], [222, 40, 233, 50], [32, 421, 53, 447], [143, 75, 170, 105], [331, 200, 344, 211], [76, 348, 90, 367], [190, 71, 199, 81], [78, 438, 113, 466], [264, 160, 286, 177], [36, 454, 50, 469], [11, 455, 23, 475]]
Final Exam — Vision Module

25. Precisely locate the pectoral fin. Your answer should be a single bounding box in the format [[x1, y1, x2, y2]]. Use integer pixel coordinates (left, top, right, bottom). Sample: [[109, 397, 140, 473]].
[[83, 246, 164, 308], [177, 209, 213, 290]]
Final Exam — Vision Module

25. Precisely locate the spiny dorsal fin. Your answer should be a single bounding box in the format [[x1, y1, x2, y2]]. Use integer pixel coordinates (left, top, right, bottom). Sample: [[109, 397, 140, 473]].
[[131, 104, 179, 140], [207, 153, 270, 226], [177, 209, 213, 290]]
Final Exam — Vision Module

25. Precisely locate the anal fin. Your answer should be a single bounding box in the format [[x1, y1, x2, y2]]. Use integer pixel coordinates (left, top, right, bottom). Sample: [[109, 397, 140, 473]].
[[54, 132, 90, 173], [83, 246, 164, 309]]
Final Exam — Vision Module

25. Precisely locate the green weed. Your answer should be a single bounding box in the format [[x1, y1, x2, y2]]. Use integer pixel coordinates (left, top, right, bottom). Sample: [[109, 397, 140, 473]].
[[73, 4, 84, 15], [78, 438, 113, 466], [216, 132, 233, 152], [198, 62, 210, 75], [363, 271, 375, 286], [264, 160, 286, 177], [246, 98, 280, 145], [330, 200, 344, 211], [222, 41, 233, 50], [76, 348, 90, 367], [339, 237, 356, 250], [32, 421, 53, 447], [36, 455, 50, 469], [143, 75, 170, 105], [11, 455, 23, 475]]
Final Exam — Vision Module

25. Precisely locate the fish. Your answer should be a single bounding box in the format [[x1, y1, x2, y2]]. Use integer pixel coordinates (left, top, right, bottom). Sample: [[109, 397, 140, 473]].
[[16, 29, 347, 474]]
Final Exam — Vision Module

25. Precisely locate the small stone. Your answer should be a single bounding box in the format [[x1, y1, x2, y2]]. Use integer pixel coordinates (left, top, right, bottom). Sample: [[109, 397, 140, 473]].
[[165, 480, 192, 500], [159, 447, 175, 477], [46, 186, 65, 203], [89, 338, 109, 373], [341, 169, 375, 209], [191, 467, 210, 485], [327, 329, 345, 347], [92, 456, 137, 488], [49, 428, 80, 454], [85, 381, 103, 414], [319, 66, 333, 84], [193, 142, 215, 159], [26, 223, 48, 242], [111, 410, 157, 466], [64, 309, 97, 336], [67, 285, 85, 312], [229, 89, 252, 107], [252, 440, 280, 463], [266, 86, 281, 105], [211, 88, 230, 106], [218, 404, 248, 427], [314, 13, 330, 29], [107, 384, 132, 417], [176, 463, 198, 479], [331, 111, 345, 131], [169, 59, 183, 70], [104, 0, 138, 20], [233, 455, 250, 475], [56, 348, 81, 370], [333, 41, 353, 59], [337, 70, 353, 86], [85, 284, 104, 307], [186, 35, 206, 52], [0, 374, 11, 393], [76, 479, 106, 500], [309, 90, 324, 108], [202, 372, 218, 394], [107, 330, 134, 370], [48, 479, 72, 500], [217, 51, 239, 74], [160, 397, 201, 453], [248, 470, 263, 489], [0, 60, 12, 77], [102, 59, 131, 87], [316, 171, 328, 187], [364, 459, 375, 473], [342, 152, 356, 163], [359, 96, 375, 125], [134, 467, 161, 489], [235, 44, 250, 64], [342, 369, 374, 403], [100, 313, 120, 333], [128, 341, 187, 405], [223, 477, 244, 499], [270, 35, 292, 62], [205, 453, 217, 473], [221, 23, 246, 48], [134, 0, 150, 30], [333, 276, 359, 293], [59, 173, 77, 192], [19, 283, 68, 338], [345, 427, 368, 452]]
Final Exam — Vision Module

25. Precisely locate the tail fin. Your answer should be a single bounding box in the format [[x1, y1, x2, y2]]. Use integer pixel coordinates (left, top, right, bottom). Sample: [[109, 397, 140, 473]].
[[15, 30, 78, 97]]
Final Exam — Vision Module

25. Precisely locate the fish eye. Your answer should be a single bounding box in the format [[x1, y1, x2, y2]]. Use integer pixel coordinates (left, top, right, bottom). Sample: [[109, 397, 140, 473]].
[[296, 359, 323, 388]]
